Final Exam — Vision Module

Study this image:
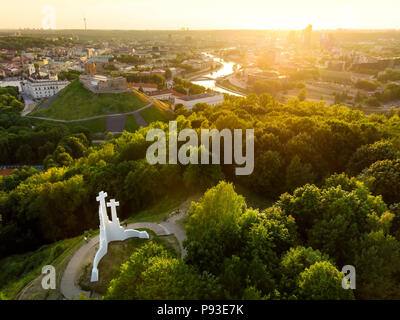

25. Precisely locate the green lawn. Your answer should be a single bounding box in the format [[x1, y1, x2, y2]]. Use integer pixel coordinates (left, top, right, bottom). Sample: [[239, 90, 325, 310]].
[[31, 117, 106, 134], [68, 118, 106, 133], [140, 102, 174, 124], [124, 115, 139, 132], [218, 79, 249, 95], [31, 80, 150, 120], [126, 189, 189, 224]]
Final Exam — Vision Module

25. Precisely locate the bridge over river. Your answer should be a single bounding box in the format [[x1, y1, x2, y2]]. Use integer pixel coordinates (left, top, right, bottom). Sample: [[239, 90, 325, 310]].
[[190, 54, 245, 97]]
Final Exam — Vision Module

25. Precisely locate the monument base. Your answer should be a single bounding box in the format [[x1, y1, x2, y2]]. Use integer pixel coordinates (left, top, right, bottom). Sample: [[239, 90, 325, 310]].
[[91, 268, 99, 282]]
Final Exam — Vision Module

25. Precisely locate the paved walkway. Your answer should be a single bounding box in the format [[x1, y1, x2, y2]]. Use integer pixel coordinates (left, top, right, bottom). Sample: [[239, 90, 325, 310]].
[[106, 114, 126, 133], [132, 110, 148, 127], [160, 220, 187, 257], [104, 97, 156, 132], [60, 220, 185, 300]]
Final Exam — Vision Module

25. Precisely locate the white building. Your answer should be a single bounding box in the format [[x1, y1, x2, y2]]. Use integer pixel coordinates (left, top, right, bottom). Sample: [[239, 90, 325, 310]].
[[175, 92, 224, 110], [21, 77, 69, 99]]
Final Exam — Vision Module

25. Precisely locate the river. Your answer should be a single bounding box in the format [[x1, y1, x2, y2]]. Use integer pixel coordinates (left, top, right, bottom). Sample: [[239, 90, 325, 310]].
[[191, 54, 245, 97], [1, 55, 244, 99]]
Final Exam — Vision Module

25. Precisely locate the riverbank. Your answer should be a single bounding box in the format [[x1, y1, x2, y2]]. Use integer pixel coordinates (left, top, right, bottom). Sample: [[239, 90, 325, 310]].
[[184, 62, 224, 81], [188, 54, 246, 97], [215, 79, 248, 97]]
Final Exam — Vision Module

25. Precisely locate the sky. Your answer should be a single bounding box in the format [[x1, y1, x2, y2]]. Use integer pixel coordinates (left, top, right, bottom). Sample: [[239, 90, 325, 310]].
[[1, 0, 400, 30]]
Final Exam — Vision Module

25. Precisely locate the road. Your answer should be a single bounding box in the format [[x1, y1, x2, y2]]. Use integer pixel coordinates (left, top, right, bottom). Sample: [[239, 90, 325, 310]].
[[60, 220, 186, 300]]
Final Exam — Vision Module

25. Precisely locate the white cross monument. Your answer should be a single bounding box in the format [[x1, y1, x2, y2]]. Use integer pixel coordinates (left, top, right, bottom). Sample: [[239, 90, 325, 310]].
[[91, 191, 149, 282]]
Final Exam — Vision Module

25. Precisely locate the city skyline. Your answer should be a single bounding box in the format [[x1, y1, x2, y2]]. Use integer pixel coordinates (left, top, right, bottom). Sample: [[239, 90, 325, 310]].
[[1, 0, 400, 31]]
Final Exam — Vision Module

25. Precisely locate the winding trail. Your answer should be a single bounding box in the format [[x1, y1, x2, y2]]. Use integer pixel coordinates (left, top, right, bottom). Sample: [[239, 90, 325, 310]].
[[132, 110, 148, 127], [60, 220, 186, 300], [22, 97, 156, 124]]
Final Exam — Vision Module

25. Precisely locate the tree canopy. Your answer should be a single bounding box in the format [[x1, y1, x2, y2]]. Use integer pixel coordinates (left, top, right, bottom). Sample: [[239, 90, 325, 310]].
[[2, 91, 400, 299]]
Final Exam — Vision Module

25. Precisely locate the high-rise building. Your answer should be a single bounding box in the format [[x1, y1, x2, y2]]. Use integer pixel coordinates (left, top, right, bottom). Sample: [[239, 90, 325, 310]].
[[303, 24, 312, 49]]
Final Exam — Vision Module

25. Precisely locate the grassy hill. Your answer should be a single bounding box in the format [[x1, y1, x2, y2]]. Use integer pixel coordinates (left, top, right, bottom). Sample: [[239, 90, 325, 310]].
[[31, 80, 150, 121], [31, 117, 106, 135], [125, 115, 139, 132], [140, 100, 174, 124]]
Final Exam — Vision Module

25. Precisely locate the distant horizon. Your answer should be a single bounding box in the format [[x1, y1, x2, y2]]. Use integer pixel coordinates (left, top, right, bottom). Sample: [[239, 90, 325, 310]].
[[2, 1, 400, 31], [1, 28, 400, 32]]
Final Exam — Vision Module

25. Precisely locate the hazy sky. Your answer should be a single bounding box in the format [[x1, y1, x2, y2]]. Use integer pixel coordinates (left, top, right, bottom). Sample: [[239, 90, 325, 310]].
[[1, 0, 400, 30]]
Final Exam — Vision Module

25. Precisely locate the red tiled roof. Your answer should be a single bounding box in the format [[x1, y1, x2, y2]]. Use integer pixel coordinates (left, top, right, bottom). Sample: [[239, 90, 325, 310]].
[[0, 169, 16, 177]]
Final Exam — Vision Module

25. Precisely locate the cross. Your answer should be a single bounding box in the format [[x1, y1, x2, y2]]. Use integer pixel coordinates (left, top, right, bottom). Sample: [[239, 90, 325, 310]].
[[96, 191, 109, 223], [96, 191, 108, 202], [107, 199, 119, 222]]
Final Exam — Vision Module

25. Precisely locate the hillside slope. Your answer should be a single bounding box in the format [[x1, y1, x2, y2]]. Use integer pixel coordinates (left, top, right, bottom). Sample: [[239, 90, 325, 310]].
[[31, 80, 150, 120]]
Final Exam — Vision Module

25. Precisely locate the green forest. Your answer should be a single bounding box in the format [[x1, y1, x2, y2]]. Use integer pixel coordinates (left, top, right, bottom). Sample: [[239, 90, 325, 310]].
[[0, 36, 74, 50], [1, 87, 400, 299]]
